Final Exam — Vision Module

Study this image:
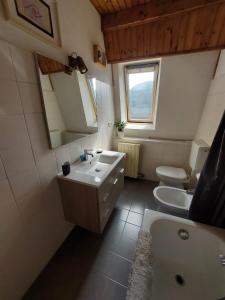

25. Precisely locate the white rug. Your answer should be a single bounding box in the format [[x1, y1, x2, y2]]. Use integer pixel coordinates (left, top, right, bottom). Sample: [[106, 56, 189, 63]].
[[126, 230, 153, 300]]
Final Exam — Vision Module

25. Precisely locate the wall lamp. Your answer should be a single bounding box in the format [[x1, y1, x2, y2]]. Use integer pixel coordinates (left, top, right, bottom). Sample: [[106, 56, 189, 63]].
[[68, 52, 88, 74]]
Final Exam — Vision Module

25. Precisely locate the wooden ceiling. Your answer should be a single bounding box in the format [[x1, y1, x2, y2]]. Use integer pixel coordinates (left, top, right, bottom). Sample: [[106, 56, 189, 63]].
[[90, 0, 225, 63], [90, 0, 152, 14]]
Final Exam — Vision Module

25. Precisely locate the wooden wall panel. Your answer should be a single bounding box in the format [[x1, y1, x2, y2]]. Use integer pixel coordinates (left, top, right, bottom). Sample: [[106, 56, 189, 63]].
[[104, 2, 225, 63]]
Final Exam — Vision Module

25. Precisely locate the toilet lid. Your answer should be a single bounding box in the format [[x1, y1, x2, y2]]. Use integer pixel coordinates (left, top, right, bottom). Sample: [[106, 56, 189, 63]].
[[156, 166, 187, 181]]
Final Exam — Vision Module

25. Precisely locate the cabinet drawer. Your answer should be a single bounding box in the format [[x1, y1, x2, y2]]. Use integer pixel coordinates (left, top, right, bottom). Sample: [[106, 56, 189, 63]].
[[99, 173, 124, 232], [98, 165, 125, 203]]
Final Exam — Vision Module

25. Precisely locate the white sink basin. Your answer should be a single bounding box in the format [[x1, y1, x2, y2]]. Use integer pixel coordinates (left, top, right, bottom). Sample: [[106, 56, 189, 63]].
[[98, 154, 119, 165], [87, 162, 109, 177], [74, 153, 120, 177], [59, 151, 125, 187]]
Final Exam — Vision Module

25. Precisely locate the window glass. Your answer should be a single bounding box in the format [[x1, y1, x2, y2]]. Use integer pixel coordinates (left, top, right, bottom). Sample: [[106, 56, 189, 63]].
[[125, 64, 158, 123]]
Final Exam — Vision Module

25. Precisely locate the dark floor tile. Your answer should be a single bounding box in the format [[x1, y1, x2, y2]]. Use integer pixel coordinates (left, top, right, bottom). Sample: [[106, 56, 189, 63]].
[[111, 207, 129, 222], [100, 219, 126, 253], [127, 211, 143, 227], [94, 251, 131, 287], [130, 199, 145, 214], [116, 195, 132, 210], [145, 194, 159, 210], [103, 278, 127, 300], [76, 270, 127, 300], [114, 233, 137, 261], [123, 223, 140, 241]]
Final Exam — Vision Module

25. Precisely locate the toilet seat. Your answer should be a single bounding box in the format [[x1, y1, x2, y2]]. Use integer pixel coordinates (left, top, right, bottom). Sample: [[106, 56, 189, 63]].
[[156, 166, 188, 183]]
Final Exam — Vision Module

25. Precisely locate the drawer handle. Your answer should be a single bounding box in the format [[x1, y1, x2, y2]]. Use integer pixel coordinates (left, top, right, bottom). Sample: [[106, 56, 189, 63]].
[[113, 178, 118, 185], [120, 168, 125, 174], [103, 192, 109, 202]]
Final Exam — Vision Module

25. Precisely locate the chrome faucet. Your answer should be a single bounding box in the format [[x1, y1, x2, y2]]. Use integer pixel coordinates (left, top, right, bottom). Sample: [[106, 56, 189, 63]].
[[84, 149, 94, 160]]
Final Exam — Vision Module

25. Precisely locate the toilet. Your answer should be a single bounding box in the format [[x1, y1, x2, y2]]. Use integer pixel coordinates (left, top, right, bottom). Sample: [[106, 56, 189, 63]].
[[156, 140, 209, 189]]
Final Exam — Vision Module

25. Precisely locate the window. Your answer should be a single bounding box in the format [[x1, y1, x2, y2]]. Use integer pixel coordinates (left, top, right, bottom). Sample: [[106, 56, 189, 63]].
[[125, 63, 159, 123]]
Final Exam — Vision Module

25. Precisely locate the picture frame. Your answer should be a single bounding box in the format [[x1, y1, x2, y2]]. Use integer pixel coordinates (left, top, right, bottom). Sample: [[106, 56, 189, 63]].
[[3, 0, 61, 48], [93, 44, 107, 67]]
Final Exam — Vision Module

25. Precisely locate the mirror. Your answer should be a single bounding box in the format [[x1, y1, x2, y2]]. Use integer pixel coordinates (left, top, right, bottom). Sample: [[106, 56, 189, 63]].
[[35, 54, 98, 149]]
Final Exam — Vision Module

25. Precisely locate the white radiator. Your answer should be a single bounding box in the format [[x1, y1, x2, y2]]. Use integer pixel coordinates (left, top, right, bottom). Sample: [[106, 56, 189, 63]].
[[118, 142, 140, 178]]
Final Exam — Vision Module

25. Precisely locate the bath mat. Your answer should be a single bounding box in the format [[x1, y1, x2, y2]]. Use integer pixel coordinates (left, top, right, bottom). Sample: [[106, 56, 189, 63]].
[[126, 230, 153, 300]]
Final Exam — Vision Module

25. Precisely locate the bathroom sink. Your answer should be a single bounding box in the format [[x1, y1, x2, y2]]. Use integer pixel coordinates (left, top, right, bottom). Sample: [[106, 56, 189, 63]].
[[87, 162, 109, 177], [98, 154, 119, 165], [61, 151, 125, 186], [74, 154, 119, 175]]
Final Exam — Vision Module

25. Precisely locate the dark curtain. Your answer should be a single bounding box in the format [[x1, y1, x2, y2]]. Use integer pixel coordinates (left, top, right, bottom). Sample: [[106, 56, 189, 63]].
[[189, 110, 225, 228]]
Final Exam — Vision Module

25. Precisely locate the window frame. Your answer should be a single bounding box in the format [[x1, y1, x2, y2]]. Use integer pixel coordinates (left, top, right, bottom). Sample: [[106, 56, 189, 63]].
[[124, 62, 159, 124]]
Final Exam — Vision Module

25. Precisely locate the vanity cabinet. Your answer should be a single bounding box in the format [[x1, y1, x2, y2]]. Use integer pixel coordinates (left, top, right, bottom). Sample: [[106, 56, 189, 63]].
[[58, 157, 125, 234]]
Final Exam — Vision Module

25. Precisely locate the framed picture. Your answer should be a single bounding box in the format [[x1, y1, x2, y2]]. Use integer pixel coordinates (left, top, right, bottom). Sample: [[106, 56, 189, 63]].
[[93, 44, 107, 67], [3, 0, 61, 47], [14, 0, 53, 37]]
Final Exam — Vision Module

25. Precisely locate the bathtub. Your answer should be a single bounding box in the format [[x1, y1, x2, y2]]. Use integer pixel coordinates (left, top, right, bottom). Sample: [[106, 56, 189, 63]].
[[142, 209, 225, 300]]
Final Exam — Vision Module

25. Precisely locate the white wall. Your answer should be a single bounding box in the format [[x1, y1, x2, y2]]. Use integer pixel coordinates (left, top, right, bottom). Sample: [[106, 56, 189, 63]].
[[57, 0, 112, 85], [113, 51, 219, 139], [196, 50, 225, 145], [0, 1, 114, 300], [113, 51, 218, 181]]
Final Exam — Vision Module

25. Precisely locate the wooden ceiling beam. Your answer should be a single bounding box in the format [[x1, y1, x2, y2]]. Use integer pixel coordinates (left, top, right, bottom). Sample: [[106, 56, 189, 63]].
[[103, 1, 225, 63], [102, 0, 225, 32]]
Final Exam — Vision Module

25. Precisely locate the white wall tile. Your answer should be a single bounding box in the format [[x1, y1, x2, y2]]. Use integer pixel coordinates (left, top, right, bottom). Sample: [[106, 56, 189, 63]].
[[8, 165, 41, 205], [0, 234, 36, 300], [36, 151, 58, 191], [0, 180, 22, 248], [69, 142, 81, 163], [0, 39, 114, 300], [80, 134, 99, 151], [0, 157, 6, 180], [18, 82, 42, 113], [54, 145, 71, 173], [25, 113, 50, 159], [0, 115, 29, 149], [0, 138, 35, 175], [10, 45, 37, 83], [0, 40, 15, 81], [0, 80, 22, 114], [18, 191, 43, 223]]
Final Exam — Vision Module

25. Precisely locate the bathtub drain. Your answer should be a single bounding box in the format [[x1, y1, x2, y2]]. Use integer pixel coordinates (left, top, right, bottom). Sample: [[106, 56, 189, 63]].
[[175, 274, 185, 286], [178, 229, 189, 240]]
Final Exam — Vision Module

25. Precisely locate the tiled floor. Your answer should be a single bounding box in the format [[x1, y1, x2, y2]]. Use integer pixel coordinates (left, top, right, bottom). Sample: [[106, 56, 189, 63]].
[[22, 178, 183, 300]]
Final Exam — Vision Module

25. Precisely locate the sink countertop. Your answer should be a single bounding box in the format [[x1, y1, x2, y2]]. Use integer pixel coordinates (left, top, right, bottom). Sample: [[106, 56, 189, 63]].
[[57, 150, 125, 188]]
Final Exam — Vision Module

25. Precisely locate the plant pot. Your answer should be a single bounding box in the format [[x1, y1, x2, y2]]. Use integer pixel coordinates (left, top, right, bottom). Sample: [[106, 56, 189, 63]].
[[117, 130, 124, 139]]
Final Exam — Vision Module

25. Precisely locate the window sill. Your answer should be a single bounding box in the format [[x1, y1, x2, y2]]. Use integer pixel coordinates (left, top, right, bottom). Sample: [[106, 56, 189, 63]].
[[125, 122, 155, 131]]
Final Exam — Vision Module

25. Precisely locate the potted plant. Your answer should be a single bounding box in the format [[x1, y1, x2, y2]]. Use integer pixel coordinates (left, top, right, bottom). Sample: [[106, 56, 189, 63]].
[[114, 121, 126, 138]]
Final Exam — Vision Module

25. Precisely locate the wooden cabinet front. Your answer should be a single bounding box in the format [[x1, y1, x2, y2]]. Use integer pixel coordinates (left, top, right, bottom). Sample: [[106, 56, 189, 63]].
[[58, 158, 125, 234]]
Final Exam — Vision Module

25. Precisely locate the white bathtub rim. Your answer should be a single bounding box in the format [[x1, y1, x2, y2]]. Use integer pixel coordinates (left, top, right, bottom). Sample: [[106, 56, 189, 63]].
[[142, 209, 225, 241]]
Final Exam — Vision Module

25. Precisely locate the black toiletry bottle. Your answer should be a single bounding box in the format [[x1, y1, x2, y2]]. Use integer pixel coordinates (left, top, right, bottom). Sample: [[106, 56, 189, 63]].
[[62, 161, 70, 176]]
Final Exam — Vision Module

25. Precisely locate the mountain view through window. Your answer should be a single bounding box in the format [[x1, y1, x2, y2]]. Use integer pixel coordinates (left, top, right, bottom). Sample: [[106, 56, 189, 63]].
[[128, 71, 154, 120]]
